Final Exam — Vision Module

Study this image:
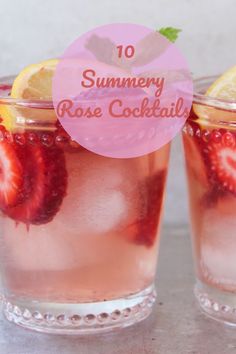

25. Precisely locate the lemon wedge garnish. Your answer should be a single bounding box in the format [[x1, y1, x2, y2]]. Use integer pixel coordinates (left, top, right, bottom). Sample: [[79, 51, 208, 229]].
[[205, 66, 236, 100], [11, 59, 58, 100], [193, 66, 236, 128], [0, 59, 58, 131]]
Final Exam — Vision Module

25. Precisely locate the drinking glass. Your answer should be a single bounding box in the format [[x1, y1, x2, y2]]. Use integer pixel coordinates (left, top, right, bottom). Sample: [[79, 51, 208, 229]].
[[183, 76, 236, 325], [0, 76, 170, 334]]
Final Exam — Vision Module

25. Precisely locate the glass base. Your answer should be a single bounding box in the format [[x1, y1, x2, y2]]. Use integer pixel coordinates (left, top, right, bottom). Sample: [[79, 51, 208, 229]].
[[195, 280, 236, 326], [3, 284, 156, 334]]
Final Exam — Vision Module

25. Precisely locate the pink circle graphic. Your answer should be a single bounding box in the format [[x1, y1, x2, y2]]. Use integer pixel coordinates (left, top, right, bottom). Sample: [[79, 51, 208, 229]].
[[53, 23, 193, 158]]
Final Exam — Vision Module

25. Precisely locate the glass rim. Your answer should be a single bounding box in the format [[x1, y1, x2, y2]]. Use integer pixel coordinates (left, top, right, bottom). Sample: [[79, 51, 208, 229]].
[[0, 75, 54, 109], [1, 74, 236, 111]]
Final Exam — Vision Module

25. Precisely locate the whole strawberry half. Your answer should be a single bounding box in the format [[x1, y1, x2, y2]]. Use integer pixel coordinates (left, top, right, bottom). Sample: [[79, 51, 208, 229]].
[[127, 170, 167, 247], [1, 138, 67, 225]]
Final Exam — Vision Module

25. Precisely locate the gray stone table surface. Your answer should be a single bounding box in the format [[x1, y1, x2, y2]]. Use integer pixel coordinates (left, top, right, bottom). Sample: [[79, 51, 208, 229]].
[[0, 225, 236, 354]]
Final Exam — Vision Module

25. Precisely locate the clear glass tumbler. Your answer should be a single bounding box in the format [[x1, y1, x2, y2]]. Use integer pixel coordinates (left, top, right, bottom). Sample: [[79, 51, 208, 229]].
[[0, 77, 170, 334], [183, 76, 236, 325]]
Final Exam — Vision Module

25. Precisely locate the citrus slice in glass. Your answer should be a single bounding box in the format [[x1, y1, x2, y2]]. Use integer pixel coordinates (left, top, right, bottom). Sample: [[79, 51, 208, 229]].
[[193, 66, 236, 129], [0, 59, 58, 131]]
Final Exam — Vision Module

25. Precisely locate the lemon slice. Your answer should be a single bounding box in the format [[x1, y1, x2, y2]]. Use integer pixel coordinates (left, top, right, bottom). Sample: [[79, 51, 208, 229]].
[[206, 66, 236, 100], [193, 66, 236, 129], [11, 59, 58, 100], [0, 59, 58, 131]]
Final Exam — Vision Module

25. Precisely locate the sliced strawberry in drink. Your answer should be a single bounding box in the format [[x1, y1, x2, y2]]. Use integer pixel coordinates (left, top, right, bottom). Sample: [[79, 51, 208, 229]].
[[0, 141, 24, 210], [127, 170, 167, 247], [205, 132, 236, 195], [5, 142, 68, 225]]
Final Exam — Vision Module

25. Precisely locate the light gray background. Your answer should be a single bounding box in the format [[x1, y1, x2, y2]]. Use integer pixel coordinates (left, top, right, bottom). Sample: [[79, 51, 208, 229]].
[[0, 0, 235, 224]]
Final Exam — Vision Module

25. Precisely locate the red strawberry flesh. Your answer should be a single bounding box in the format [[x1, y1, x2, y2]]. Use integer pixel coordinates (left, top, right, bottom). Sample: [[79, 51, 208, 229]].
[[5, 143, 68, 225], [127, 170, 167, 247], [207, 140, 236, 195], [0, 141, 24, 209]]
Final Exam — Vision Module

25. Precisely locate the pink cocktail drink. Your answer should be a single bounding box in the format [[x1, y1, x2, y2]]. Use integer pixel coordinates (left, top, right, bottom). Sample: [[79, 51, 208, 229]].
[[183, 76, 236, 325], [0, 80, 170, 334]]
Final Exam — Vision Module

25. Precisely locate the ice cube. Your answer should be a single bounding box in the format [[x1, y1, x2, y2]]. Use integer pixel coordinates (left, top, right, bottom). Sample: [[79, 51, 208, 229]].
[[56, 151, 140, 235], [200, 203, 236, 286], [2, 219, 82, 271]]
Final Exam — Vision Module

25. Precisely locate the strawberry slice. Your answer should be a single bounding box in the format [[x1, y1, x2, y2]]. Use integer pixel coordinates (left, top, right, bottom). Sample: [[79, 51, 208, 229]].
[[0, 141, 24, 210], [5, 142, 67, 225], [127, 170, 167, 247], [206, 133, 236, 195]]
